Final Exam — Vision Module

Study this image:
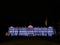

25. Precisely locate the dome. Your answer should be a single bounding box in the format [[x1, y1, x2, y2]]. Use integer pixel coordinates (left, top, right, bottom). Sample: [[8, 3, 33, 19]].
[[28, 25, 33, 28], [9, 26, 14, 28], [48, 26, 52, 28]]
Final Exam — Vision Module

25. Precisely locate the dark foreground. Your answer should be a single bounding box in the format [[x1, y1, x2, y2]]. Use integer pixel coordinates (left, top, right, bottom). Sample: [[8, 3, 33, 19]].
[[0, 36, 60, 45]]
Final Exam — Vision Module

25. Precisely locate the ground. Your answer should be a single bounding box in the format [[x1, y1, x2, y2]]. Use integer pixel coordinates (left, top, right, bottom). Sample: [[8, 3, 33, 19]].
[[0, 37, 60, 45]]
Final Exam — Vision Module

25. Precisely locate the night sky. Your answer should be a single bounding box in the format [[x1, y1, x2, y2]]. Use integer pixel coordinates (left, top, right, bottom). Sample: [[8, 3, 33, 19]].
[[0, 8, 47, 27]]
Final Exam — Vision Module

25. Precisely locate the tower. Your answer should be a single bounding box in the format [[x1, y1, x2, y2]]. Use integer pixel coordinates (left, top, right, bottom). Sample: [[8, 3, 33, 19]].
[[45, 17, 47, 26]]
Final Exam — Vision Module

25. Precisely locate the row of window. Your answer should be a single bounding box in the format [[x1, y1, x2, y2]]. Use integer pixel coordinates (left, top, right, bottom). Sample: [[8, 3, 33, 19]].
[[8, 30, 54, 36]]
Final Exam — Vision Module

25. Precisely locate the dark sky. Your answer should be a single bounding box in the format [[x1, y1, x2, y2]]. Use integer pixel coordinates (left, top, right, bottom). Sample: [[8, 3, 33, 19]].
[[0, 1, 60, 28], [0, 8, 47, 27]]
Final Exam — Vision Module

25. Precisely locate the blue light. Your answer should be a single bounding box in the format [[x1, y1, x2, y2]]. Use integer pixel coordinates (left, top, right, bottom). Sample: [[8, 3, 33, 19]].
[[8, 26, 55, 36], [14, 27, 18, 36], [8, 26, 15, 36]]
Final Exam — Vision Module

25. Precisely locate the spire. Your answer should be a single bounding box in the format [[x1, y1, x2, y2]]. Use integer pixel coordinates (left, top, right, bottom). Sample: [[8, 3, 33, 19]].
[[45, 17, 47, 26]]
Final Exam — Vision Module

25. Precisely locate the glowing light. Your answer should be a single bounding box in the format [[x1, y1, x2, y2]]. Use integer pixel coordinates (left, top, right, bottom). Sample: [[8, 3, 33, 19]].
[[5, 32, 8, 36], [45, 17, 47, 26], [8, 26, 55, 36], [28, 25, 33, 29]]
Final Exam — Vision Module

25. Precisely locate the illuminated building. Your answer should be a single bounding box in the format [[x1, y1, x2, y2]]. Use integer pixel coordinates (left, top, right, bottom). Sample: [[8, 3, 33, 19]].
[[8, 25, 56, 36]]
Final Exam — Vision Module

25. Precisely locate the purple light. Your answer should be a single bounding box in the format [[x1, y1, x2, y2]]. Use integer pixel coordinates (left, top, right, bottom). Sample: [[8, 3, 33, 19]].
[[8, 26, 55, 36]]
